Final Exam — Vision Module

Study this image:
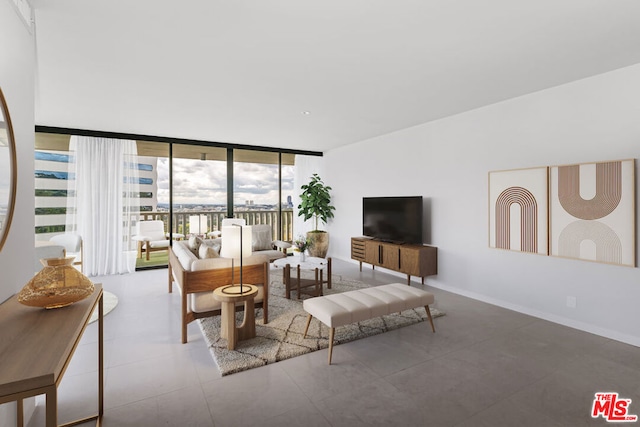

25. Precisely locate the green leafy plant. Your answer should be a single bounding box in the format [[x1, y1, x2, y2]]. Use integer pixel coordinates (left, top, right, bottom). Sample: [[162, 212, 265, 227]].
[[297, 173, 335, 232]]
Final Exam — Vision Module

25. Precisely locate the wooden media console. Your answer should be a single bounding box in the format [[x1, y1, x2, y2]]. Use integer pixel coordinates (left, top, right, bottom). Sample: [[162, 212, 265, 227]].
[[351, 237, 437, 285]]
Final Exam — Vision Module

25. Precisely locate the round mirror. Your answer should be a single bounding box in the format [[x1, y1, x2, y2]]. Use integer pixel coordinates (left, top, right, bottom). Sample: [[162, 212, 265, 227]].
[[0, 87, 17, 252]]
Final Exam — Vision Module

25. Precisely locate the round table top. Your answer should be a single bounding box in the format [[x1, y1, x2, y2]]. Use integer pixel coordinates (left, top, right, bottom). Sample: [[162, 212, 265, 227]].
[[212, 284, 258, 302], [273, 256, 328, 270]]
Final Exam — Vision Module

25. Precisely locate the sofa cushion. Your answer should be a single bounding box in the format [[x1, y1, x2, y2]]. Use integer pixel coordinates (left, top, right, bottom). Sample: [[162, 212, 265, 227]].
[[202, 238, 221, 253], [148, 240, 170, 249], [252, 225, 272, 251], [188, 235, 203, 255], [172, 240, 198, 271], [198, 243, 219, 259], [190, 253, 268, 272]]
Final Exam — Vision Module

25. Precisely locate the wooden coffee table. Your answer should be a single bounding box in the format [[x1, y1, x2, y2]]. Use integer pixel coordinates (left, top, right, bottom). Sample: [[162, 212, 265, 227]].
[[273, 257, 332, 299], [212, 284, 258, 350]]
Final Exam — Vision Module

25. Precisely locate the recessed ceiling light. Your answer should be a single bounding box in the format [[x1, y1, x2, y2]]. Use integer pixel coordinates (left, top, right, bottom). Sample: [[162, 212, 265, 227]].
[[301, 111, 311, 115]]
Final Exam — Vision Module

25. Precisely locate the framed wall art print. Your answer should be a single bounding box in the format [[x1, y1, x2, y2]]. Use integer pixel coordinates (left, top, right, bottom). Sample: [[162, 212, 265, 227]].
[[549, 159, 635, 267], [489, 167, 548, 255]]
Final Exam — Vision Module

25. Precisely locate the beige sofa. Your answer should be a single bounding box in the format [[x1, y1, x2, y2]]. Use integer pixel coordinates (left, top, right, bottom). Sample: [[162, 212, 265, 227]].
[[168, 224, 291, 343], [169, 239, 270, 343]]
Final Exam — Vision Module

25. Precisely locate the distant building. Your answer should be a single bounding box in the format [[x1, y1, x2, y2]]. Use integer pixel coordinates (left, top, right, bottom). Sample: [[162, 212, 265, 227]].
[[34, 150, 158, 240]]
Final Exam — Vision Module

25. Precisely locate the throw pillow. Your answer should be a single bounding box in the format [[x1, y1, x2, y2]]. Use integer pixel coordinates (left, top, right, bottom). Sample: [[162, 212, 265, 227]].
[[201, 239, 221, 255], [252, 227, 272, 251], [199, 243, 219, 259], [188, 235, 203, 256]]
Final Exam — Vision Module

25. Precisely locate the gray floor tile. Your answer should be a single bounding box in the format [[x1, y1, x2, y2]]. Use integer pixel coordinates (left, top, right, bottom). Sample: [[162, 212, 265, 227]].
[[202, 364, 310, 427], [24, 260, 640, 427], [314, 378, 430, 427]]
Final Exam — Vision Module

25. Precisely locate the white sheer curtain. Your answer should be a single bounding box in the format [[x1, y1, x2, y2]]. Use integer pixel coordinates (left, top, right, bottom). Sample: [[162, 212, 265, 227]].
[[66, 136, 139, 276]]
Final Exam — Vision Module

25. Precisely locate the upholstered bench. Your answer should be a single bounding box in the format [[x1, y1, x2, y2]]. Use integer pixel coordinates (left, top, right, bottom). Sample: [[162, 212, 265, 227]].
[[303, 283, 436, 364]]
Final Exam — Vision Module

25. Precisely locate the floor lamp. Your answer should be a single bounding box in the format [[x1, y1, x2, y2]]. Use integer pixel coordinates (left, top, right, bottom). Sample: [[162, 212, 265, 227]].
[[220, 224, 252, 294]]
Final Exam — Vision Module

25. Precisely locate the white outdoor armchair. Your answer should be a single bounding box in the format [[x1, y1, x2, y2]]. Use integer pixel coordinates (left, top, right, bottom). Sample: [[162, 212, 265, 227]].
[[49, 233, 84, 272], [132, 220, 170, 260]]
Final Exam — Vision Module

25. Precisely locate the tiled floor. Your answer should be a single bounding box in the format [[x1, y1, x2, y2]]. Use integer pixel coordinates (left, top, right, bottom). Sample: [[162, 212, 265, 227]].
[[25, 259, 640, 426]]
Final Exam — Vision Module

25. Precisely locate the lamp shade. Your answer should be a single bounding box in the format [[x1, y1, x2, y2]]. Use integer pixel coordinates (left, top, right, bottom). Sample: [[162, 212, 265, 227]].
[[189, 215, 208, 235], [221, 225, 252, 259]]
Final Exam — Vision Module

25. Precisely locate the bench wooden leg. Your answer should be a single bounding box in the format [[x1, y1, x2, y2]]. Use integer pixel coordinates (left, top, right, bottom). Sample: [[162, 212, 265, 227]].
[[303, 314, 312, 338], [328, 327, 335, 365], [425, 305, 435, 332]]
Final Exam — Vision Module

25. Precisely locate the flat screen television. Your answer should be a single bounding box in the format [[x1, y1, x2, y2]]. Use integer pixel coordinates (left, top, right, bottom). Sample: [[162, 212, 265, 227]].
[[362, 196, 423, 244]]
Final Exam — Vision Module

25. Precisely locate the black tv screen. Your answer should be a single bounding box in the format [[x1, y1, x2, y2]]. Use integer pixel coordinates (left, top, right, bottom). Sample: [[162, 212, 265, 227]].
[[363, 196, 423, 244]]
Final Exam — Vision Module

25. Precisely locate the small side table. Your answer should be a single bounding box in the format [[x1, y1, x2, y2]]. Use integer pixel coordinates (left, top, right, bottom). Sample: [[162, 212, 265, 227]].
[[273, 257, 332, 299], [212, 285, 258, 350]]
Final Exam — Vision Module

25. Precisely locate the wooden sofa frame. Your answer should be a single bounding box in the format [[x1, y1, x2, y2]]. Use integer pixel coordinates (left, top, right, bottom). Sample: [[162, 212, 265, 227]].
[[168, 248, 270, 343]]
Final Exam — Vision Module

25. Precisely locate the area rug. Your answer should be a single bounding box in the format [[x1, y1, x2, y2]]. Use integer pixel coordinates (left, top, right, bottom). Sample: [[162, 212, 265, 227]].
[[89, 291, 118, 324], [198, 273, 445, 376]]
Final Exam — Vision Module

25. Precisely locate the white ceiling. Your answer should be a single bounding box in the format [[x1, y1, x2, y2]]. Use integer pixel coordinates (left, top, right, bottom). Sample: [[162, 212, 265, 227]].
[[32, 0, 640, 153]]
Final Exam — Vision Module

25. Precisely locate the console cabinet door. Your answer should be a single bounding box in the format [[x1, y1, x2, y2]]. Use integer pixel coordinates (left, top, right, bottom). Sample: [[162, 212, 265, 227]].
[[400, 245, 438, 277], [380, 242, 400, 270], [399, 246, 420, 275], [364, 240, 380, 266], [364, 241, 400, 270]]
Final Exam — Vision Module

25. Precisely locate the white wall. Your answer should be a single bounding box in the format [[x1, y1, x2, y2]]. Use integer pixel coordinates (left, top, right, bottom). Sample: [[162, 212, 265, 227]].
[[0, 0, 36, 424], [325, 63, 640, 346], [0, 0, 34, 300]]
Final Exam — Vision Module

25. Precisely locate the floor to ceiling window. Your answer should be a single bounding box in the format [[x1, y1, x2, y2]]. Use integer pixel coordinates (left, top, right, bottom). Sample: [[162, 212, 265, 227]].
[[170, 144, 228, 238], [232, 149, 295, 241], [35, 128, 319, 272]]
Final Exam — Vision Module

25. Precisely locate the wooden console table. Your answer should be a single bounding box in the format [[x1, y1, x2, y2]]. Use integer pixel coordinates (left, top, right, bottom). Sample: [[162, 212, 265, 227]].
[[0, 284, 104, 427], [351, 237, 437, 285]]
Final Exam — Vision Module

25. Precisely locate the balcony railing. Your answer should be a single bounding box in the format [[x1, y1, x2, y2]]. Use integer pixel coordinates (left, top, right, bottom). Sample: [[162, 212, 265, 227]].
[[135, 208, 294, 242]]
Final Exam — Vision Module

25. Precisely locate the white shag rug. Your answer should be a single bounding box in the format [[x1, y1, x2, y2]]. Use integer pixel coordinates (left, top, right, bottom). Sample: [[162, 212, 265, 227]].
[[89, 291, 118, 323], [199, 273, 444, 376]]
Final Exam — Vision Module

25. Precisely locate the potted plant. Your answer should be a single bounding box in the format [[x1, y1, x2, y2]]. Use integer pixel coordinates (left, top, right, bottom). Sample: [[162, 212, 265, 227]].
[[297, 173, 335, 258]]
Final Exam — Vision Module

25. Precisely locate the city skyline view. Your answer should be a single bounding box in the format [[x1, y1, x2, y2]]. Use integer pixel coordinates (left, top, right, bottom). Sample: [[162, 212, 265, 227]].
[[156, 157, 295, 207]]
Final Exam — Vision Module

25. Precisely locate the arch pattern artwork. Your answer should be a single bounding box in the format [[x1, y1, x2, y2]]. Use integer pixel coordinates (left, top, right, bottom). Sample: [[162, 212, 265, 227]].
[[557, 161, 621, 220], [557, 220, 622, 264], [489, 159, 635, 266], [550, 159, 635, 266], [495, 187, 538, 253], [489, 167, 547, 255]]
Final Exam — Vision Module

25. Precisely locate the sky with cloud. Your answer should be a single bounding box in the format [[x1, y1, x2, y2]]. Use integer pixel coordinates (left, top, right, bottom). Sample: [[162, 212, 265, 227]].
[[156, 158, 295, 206]]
